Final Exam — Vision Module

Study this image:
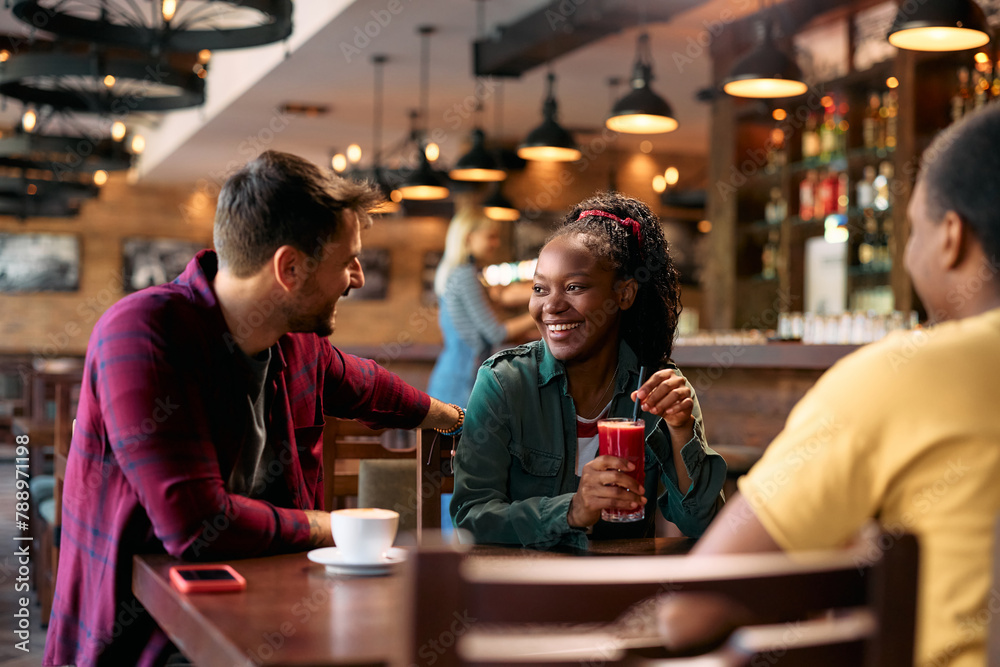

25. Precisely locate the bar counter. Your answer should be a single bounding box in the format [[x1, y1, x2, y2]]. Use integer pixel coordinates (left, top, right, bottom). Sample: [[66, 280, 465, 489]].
[[343, 341, 861, 451]]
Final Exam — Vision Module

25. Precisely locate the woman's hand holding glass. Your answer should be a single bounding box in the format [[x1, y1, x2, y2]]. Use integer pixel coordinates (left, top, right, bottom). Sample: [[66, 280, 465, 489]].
[[567, 457, 647, 529]]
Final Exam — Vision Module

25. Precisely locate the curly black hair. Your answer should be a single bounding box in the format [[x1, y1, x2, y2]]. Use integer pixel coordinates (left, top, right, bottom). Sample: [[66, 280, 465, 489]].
[[550, 191, 681, 367]]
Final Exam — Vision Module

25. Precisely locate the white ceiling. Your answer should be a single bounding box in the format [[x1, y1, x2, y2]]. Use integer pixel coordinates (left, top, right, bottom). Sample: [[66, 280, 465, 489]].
[[2, 0, 762, 184]]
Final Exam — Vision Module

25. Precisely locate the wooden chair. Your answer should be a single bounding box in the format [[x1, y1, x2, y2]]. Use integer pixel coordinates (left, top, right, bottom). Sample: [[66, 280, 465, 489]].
[[21, 362, 83, 624], [322, 417, 413, 510], [322, 417, 456, 542], [986, 516, 1000, 664], [406, 531, 918, 667]]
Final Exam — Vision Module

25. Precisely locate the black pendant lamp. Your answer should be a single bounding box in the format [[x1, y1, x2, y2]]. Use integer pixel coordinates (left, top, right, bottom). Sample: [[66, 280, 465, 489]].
[[606, 33, 678, 134], [399, 26, 449, 201], [722, 20, 807, 99], [518, 72, 581, 162], [364, 54, 401, 214], [452, 0, 506, 182], [483, 183, 519, 221], [449, 128, 505, 182], [398, 148, 450, 201], [12, 0, 292, 54], [887, 0, 990, 52]]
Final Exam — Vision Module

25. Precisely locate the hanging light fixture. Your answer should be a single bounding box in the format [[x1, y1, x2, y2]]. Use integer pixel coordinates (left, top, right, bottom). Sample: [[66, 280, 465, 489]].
[[399, 26, 449, 201], [0, 50, 206, 112], [0, 111, 138, 175], [482, 80, 520, 221], [483, 183, 519, 221], [450, 128, 506, 182], [366, 54, 400, 214], [451, 1, 506, 182], [21, 109, 36, 133], [399, 151, 451, 200], [606, 33, 678, 134], [887, 0, 990, 51], [518, 72, 581, 162], [721, 17, 807, 99], [12, 0, 292, 53]]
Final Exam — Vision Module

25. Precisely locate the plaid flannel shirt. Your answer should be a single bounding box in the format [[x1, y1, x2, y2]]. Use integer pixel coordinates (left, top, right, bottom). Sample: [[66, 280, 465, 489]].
[[44, 250, 430, 667]]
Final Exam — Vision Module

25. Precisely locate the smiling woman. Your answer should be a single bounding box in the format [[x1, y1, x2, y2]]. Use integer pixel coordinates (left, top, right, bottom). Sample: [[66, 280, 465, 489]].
[[451, 192, 727, 549]]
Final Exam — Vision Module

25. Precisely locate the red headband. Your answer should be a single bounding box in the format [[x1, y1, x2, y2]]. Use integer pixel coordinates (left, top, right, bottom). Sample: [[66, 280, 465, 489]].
[[577, 209, 642, 246]]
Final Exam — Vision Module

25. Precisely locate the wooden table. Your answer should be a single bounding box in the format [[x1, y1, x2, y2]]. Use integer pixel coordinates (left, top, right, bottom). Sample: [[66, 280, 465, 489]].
[[133, 538, 695, 666]]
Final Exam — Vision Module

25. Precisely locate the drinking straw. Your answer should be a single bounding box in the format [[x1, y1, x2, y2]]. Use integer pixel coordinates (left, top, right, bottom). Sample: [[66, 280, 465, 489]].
[[631, 366, 646, 421]]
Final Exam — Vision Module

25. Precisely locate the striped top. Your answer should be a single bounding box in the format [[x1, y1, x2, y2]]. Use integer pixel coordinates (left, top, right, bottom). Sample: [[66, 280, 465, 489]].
[[441, 263, 507, 354]]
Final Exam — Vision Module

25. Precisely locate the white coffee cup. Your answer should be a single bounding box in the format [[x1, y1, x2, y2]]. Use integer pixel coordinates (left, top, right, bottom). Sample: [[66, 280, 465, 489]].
[[330, 508, 399, 564]]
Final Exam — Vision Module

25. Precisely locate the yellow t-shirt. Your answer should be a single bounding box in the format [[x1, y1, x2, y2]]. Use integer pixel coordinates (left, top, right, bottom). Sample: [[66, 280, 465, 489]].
[[738, 307, 1000, 667]]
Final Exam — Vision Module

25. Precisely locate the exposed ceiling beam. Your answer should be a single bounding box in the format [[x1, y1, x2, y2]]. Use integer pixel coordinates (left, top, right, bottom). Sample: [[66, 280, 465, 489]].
[[474, 0, 708, 78]]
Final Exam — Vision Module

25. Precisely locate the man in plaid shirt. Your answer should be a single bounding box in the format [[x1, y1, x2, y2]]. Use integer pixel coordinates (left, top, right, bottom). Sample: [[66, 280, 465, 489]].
[[44, 151, 464, 667]]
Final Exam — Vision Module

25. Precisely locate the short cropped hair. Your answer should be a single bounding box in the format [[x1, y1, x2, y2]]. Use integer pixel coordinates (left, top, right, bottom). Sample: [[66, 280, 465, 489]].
[[214, 151, 383, 277], [920, 105, 1000, 260]]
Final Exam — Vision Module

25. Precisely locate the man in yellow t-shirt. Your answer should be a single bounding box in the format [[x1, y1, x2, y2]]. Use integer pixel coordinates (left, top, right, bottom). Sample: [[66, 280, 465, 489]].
[[674, 106, 1000, 667]]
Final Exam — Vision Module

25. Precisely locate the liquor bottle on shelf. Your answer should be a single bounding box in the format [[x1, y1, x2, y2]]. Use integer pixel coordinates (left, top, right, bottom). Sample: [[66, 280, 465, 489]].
[[856, 165, 876, 210], [761, 228, 780, 280], [799, 170, 817, 221], [953, 67, 972, 123], [817, 169, 836, 218], [837, 171, 849, 215], [858, 210, 879, 268], [819, 105, 837, 161], [764, 187, 787, 226], [802, 114, 821, 159], [863, 93, 882, 149], [835, 102, 848, 156], [877, 216, 894, 272], [873, 161, 893, 211], [765, 127, 786, 173], [974, 70, 989, 110], [883, 91, 898, 149]]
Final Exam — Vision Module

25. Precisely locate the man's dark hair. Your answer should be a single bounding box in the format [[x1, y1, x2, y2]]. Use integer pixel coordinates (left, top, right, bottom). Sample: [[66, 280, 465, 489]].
[[214, 150, 383, 277], [920, 105, 1000, 259], [553, 191, 681, 368]]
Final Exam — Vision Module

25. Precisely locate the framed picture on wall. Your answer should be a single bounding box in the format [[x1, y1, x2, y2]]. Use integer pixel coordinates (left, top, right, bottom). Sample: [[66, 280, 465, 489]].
[[122, 238, 208, 293], [422, 250, 442, 306], [0, 232, 80, 292], [346, 247, 390, 301]]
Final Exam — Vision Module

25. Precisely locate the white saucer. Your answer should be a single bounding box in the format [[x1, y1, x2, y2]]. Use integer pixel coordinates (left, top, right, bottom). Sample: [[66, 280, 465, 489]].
[[307, 547, 408, 576]]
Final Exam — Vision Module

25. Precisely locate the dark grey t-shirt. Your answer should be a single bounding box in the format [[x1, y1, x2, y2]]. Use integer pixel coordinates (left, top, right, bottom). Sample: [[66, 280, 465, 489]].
[[227, 347, 275, 498]]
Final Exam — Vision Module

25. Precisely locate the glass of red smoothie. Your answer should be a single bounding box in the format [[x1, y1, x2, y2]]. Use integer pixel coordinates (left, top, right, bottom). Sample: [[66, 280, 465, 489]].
[[597, 418, 645, 522]]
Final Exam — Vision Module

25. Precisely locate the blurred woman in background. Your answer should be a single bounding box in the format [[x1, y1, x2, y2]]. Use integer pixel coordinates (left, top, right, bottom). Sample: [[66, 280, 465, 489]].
[[427, 205, 535, 407]]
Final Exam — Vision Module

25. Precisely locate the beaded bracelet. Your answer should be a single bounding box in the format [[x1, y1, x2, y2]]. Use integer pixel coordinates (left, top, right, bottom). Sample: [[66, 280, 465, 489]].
[[434, 404, 464, 436]]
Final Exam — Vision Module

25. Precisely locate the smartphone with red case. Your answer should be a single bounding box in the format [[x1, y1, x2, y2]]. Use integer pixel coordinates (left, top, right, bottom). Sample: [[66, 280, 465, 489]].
[[169, 564, 246, 593]]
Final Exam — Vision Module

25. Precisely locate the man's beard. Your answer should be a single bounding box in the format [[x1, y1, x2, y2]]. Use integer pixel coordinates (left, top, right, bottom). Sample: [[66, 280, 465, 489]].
[[286, 298, 337, 338]]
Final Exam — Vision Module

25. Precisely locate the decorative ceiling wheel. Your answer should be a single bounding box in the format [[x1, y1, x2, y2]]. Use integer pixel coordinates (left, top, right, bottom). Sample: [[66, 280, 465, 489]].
[[12, 0, 292, 53], [0, 175, 99, 219], [0, 132, 135, 173], [0, 51, 205, 112]]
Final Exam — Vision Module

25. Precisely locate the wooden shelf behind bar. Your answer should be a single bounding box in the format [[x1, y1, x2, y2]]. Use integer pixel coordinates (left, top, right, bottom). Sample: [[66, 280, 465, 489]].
[[672, 343, 859, 371]]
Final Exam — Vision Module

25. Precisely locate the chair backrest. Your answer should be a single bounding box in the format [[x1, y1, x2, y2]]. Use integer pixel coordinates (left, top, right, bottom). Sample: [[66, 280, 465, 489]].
[[987, 516, 1000, 664], [406, 532, 918, 667], [323, 417, 414, 510], [323, 418, 456, 543]]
